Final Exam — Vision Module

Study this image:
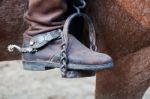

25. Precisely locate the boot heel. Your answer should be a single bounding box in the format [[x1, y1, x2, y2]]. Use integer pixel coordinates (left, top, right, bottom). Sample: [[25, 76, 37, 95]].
[[23, 61, 53, 71]]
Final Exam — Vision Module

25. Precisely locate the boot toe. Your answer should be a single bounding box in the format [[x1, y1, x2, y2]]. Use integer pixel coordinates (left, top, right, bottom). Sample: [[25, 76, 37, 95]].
[[85, 51, 113, 66], [95, 52, 113, 65], [68, 51, 113, 71], [69, 50, 113, 66]]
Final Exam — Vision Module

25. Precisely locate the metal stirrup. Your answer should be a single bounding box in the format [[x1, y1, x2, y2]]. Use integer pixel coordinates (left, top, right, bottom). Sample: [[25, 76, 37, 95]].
[[60, 11, 97, 77]]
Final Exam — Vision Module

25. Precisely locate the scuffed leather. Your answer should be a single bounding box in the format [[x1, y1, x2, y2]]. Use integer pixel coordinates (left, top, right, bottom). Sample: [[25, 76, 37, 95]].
[[23, 33, 112, 65]]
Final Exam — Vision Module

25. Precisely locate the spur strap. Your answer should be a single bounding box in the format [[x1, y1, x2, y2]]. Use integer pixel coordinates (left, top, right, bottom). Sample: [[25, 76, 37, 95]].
[[8, 29, 62, 53]]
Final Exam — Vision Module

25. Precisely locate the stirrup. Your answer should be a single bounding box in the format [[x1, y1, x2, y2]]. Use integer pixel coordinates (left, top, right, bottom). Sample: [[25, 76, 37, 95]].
[[60, 12, 97, 77]]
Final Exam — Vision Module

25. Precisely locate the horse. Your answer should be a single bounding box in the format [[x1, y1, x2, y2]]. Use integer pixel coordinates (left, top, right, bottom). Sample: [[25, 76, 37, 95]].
[[0, 0, 150, 99]]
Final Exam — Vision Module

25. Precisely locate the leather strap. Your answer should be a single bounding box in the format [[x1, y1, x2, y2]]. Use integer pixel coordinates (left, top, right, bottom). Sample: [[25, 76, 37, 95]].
[[30, 29, 61, 49]]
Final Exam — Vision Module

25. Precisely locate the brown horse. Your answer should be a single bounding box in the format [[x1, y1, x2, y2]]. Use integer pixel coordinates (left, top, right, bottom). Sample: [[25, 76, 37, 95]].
[[0, 0, 150, 99]]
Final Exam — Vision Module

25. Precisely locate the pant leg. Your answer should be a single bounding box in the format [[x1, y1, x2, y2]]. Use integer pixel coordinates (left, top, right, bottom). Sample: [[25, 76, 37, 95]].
[[24, 0, 67, 36]]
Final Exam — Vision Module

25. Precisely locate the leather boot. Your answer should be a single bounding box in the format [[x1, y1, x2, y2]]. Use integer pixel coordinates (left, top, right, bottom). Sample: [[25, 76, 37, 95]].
[[8, 0, 113, 78]]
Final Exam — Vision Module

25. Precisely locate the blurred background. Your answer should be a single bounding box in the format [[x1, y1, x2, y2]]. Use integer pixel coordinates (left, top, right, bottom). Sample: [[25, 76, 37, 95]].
[[0, 61, 149, 99], [0, 61, 95, 99]]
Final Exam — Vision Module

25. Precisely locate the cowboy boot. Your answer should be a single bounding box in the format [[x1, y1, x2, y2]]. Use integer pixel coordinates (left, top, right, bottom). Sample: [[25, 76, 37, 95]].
[[8, 0, 113, 78]]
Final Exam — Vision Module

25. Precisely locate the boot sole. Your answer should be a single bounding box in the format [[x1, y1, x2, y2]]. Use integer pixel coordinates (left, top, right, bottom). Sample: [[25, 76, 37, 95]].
[[22, 61, 113, 71]]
